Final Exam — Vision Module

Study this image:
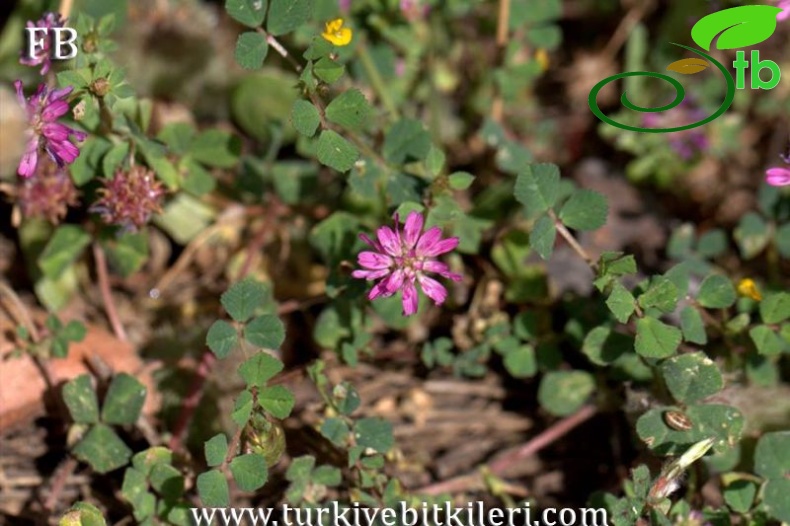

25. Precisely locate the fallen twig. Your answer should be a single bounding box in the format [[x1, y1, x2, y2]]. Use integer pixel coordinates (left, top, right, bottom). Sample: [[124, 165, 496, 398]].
[[416, 404, 598, 495]]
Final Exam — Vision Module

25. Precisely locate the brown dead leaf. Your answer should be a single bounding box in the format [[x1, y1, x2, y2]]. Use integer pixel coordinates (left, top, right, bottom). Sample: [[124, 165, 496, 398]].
[[0, 321, 159, 433]]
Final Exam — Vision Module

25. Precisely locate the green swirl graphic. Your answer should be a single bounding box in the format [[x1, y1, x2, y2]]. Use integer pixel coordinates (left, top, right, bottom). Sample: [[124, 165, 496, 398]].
[[588, 44, 736, 133]]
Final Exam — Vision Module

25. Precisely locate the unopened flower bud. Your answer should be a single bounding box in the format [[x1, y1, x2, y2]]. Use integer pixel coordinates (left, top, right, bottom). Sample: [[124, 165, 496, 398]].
[[244, 414, 286, 467], [90, 78, 110, 97], [649, 438, 715, 503], [72, 99, 86, 121], [82, 34, 98, 53], [736, 278, 762, 302]]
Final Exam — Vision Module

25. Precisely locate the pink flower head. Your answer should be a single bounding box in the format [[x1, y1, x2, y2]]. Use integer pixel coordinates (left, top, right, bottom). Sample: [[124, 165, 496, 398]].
[[15, 80, 86, 178], [766, 167, 790, 186], [20, 12, 66, 75], [18, 158, 79, 224], [353, 211, 462, 316], [90, 166, 166, 232]]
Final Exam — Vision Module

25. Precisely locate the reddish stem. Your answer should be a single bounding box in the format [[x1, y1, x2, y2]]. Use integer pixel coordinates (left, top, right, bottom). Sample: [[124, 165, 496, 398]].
[[93, 243, 128, 342], [487, 404, 598, 473], [168, 202, 283, 453], [44, 457, 78, 511], [168, 350, 216, 451], [418, 404, 598, 495]]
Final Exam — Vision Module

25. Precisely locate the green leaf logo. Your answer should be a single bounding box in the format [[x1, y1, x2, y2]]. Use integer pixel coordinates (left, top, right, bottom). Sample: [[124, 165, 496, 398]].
[[691, 5, 782, 51]]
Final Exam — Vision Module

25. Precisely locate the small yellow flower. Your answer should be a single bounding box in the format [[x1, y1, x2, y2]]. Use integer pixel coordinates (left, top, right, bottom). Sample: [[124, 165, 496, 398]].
[[737, 278, 762, 301], [322, 18, 352, 46], [535, 48, 549, 71]]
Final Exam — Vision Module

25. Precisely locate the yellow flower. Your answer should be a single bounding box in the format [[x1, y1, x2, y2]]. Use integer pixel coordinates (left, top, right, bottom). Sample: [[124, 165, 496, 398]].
[[322, 18, 352, 46], [737, 278, 762, 301], [535, 49, 549, 71]]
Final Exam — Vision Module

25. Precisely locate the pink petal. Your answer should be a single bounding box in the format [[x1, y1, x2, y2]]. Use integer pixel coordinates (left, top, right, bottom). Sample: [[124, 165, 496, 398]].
[[369, 269, 404, 300], [357, 251, 393, 270], [17, 148, 39, 177], [14, 80, 26, 107], [33, 83, 47, 103], [766, 167, 790, 187], [392, 212, 403, 246], [42, 122, 70, 141], [414, 226, 442, 255], [359, 232, 383, 252], [418, 275, 448, 305], [352, 268, 391, 280], [41, 99, 69, 120], [420, 260, 462, 281], [47, 139, 80, 164], [419, 236, 459, 257], [385, 269, 405, 293], [368, 280, 388, 300], [403, 211, 424, 249], [401, 279, 419, 316], [43, 123, 85, 143], [49, 86, 73, 101], [376, 226, 401, 256]]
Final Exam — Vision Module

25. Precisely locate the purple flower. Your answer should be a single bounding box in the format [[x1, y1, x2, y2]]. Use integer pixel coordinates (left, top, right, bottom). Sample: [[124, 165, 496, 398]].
[[639, 100, 708, 160], [766, 167, 790, 186], [353, 211, 462, 316], [20, 12, 65, 75], [15, 80, 87, 178]]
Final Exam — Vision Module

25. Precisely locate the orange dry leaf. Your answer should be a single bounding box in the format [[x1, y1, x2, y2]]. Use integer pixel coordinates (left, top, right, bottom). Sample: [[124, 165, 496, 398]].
[[0, 321, 159, 432]]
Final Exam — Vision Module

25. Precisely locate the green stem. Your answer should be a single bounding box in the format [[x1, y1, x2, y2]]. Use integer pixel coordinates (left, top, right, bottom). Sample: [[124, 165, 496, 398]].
[[357, 43, 399, 121]]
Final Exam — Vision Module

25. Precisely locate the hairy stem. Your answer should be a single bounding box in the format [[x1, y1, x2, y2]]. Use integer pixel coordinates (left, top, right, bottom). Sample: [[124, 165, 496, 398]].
[[491, 0, 511, 123], [549, 209, 597, 270], [256, 28, 302, 72], [59, 0, 74, 19], [93, 242, 128, 342]]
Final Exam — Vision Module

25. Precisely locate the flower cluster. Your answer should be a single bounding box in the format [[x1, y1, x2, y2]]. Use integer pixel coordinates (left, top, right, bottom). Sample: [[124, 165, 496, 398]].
[[15, 80, 86, 178], [353, 212, 462, 316], [17, 158, 79, 224], [19, 12, 65, 75], [90, 166, 166, 232]]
